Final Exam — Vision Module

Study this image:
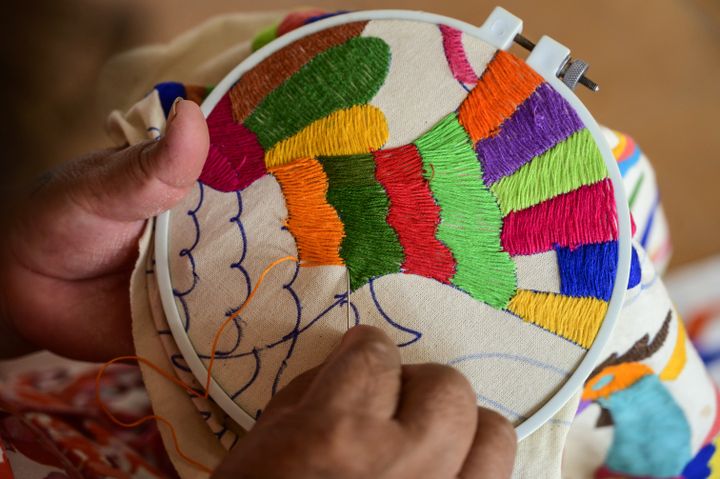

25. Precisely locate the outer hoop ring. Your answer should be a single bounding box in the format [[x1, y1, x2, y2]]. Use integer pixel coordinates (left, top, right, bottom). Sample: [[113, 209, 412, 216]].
[[154, 8, 632, 439]]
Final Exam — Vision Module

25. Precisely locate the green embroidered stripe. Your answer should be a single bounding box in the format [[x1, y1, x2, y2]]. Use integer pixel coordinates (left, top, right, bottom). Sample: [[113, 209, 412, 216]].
[[415, 113, 516, 310], [319, 154, 403, 290], [245, 37, 391, 149], [490, 128, 607, 215]]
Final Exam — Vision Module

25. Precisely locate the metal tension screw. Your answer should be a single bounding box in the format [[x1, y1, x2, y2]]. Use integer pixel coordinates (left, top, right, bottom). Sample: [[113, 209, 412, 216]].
[[513, 33, 600, 92]]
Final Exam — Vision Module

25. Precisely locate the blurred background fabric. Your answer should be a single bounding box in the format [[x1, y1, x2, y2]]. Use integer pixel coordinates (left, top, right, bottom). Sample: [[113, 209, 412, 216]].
[[0, 0, 718, 269]]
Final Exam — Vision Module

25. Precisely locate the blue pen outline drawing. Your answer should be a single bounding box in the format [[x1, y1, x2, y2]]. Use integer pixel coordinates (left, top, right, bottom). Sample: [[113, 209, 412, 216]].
[[173, 181, 205, 332], [449, 353, 572, 425]]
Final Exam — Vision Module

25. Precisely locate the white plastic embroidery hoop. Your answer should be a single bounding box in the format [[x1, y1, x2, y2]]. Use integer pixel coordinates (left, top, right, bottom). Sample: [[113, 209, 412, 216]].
[[154, 7, 632, 440]]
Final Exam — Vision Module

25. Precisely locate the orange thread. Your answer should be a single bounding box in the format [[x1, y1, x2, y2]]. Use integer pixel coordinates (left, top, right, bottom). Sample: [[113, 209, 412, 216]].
[[582, 362, 652, 401], [458, 50, 543, 143], [95, 255, 298, 474], [270, 159, 345, 266]]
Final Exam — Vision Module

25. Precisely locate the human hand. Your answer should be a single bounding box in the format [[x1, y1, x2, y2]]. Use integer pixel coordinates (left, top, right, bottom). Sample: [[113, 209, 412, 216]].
[[213, 326, 517, 479], [0, 99, 209, 360]]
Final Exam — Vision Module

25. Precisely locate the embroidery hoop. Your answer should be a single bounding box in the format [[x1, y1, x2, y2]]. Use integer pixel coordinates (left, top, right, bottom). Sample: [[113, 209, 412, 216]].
[[154, 7, 632, 440]]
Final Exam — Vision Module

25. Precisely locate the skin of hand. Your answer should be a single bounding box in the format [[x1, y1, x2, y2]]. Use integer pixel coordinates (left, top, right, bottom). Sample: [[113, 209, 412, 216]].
[[213, 326, 517, 479], [0, 99, 210, 360]]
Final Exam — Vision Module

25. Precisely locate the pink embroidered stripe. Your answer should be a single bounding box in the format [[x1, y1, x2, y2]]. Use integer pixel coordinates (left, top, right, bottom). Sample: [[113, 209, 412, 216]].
[[199, 94, 266, 192], [501, 179, 618, 255], [439, 25, 477, 85], [374, 144, 456, 283]]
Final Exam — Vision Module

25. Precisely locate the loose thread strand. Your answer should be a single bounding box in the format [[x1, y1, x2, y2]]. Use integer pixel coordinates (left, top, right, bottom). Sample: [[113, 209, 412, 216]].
[[95, 255, 298, 474]]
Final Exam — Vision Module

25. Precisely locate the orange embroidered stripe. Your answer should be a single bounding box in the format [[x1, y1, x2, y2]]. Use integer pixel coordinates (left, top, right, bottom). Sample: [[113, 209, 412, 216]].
[[264, 105, 389, 168], [507, 290, 608, 349], [458, 50, 543, 143], [270, 158, 345, 266]]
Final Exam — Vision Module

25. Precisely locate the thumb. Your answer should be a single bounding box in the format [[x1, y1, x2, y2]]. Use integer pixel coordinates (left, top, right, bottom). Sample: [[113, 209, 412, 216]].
[[75, 99, 209, 221]]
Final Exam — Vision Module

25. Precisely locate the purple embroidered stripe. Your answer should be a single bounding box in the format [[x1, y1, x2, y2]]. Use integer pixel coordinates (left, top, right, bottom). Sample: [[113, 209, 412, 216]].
[[477, 83, 584, 185]]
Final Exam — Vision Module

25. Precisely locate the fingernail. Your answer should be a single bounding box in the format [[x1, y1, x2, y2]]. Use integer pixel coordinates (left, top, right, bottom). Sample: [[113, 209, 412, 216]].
[[168, 97, 183, 125]]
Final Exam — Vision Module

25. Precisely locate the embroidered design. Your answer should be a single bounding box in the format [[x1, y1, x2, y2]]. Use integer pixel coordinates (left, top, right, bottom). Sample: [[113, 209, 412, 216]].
[[490, 128, 607, 215], [507, 290, 608, 348], [230, 22, 368, 122], [319, 153, 404, 288], [556, 241, 619, 301], [164, 19, 626, 428], [415, 113, 516, 310], [658, 319, 687, 381], [500, 179, 618, 255], [270, 158, 345, 266], [374, 144, 456, 284], [582, 311, 696, 478], [439, 25, 478, 86], [264, 105, 389, 168], [628, 246, 642, 289], [244, 37, 391, 149], [200, 95, 266, 192], [584, 362, 654, 401], [477, 83, 584, 184], [458, 50, 543, 142]]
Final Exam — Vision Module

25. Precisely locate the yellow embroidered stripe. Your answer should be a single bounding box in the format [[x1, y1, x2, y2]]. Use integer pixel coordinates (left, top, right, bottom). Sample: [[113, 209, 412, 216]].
[[507, 290, 608, 349], [264, 105, 389, 168], [659, 317, 687, 381], [269, 158, 345, 266]]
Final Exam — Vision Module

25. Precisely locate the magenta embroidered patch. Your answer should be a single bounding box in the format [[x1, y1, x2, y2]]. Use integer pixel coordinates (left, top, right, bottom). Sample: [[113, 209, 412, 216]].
[[199, 94, 266, 192], [439, 25, 477, 86], [501, 179, 618, 255]]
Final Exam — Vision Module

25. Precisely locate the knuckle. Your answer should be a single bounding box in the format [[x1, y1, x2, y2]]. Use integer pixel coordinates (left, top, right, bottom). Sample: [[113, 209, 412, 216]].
[[340, 335, 399, 375], [477, 409, 517, 446], [428, 364, 476, 403]]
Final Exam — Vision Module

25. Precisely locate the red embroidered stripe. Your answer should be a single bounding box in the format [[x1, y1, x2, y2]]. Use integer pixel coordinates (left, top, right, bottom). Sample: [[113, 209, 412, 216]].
[[501, 179, 618, 255], [374, 144, 456, 283]]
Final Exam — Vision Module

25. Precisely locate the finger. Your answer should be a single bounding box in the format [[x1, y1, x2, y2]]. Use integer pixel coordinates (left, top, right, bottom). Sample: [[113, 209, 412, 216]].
[[458, 408, 517, 479], [71, 98, 209, 221], [259, 366, 321, 420], [301, 325, 402, 419], [395, 364, 478, 476], [2, 263, 135, 361]]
